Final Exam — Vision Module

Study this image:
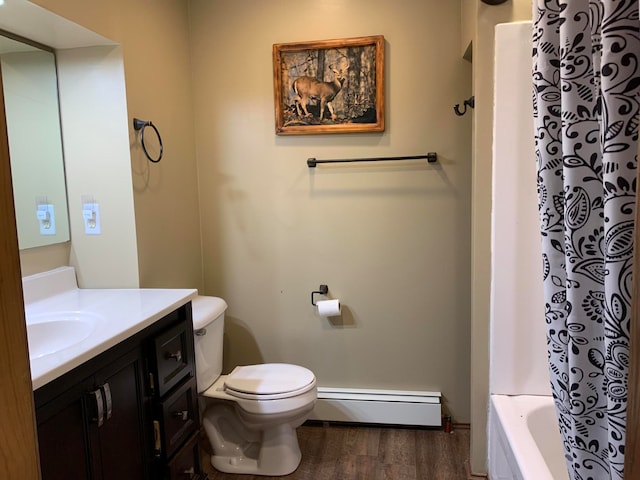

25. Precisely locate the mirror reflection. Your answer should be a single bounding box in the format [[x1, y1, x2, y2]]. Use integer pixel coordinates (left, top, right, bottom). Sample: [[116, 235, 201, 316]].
[[0, 31, 69, 249]]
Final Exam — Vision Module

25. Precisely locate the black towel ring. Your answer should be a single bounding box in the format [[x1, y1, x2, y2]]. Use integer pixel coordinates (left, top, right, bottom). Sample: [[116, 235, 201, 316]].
[[133, 118, 163, 163]]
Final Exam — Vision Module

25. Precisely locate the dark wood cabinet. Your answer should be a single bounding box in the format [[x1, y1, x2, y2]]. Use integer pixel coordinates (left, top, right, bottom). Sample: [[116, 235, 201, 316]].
[[167, 432, 208, 480], [37, 377, 92, 480], [34, 302, 206, 480], [145, 307, 203, 479], [156, 377, 198, 459], [90, 348, 146, 479], [149, 319, 194, 398], [36, 347, 145, 480]]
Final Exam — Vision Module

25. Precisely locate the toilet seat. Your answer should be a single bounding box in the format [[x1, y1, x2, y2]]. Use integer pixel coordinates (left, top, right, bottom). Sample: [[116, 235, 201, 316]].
[[224, 363, 316, 400]]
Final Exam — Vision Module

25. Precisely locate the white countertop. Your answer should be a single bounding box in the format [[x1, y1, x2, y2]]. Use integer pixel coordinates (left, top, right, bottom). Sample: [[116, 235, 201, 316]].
[[23, 267, 197, 390]]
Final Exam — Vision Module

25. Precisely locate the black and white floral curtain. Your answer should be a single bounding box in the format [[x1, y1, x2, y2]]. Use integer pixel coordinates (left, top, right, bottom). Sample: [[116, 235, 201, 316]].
[[533, 1, 639, 479]]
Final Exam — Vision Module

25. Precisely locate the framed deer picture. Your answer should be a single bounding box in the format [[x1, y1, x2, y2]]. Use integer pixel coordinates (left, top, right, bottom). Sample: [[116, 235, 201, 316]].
[[273, 35, 385, 135]]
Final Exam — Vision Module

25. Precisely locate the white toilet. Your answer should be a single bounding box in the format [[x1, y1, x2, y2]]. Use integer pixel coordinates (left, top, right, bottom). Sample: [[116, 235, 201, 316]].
[[191, 295, 317, 476]]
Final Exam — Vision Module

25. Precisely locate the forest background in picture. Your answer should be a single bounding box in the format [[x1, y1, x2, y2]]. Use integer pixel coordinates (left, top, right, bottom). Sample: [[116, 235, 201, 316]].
[[273, 36, 384, 135]]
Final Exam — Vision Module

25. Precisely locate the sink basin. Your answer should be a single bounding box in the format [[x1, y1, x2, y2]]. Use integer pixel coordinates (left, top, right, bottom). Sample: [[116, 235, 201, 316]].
[[26, 311, 103, 360]]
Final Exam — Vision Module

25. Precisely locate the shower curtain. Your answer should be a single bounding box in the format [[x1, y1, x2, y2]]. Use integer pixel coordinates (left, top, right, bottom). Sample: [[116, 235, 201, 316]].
[[533, 1, 639, 479]]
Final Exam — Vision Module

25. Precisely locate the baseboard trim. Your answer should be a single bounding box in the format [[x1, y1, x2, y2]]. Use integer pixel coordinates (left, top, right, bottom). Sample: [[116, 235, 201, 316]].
[[309, 387, 442, 427]]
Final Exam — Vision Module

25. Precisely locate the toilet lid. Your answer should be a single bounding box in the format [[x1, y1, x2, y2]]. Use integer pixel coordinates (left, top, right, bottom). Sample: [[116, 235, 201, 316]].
[[224, 363, 315, 397]]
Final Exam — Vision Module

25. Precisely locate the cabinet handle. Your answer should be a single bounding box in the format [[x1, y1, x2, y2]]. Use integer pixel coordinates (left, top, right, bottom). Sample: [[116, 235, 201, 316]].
[[194, 328, 206, 336], [172, 410, 189, 421], [89, 388, 105, 427], [148, 372, 156, 395], [102, 383, 113, 420], [165, 349, 182, 363], [153, 420, 162, 456], [183, 467, 195, 476]]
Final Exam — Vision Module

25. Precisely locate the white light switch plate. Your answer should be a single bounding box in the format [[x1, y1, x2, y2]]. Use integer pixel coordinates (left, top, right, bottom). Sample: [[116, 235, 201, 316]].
[[83, 203, 101, 235], [37, 204, 56, 235]]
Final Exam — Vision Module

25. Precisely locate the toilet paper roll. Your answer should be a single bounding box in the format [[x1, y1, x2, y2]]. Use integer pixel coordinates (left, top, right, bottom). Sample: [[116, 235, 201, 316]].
[[317, 299, 341, 316]]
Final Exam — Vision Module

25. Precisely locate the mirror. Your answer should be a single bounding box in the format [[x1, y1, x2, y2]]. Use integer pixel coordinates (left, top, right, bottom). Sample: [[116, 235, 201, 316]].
[[0, 31, 69, 249]]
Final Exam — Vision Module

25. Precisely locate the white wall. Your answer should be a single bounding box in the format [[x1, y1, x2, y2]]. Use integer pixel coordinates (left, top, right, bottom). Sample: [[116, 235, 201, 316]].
[[469, 0, 533, 473], [490, 21, 549, 396]]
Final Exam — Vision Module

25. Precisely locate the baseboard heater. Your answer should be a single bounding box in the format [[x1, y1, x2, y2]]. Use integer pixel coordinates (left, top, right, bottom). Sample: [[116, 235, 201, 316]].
[[308, 387, 442, 427]]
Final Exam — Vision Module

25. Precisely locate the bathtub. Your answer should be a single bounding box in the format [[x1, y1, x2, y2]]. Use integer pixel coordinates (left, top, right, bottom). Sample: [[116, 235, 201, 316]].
[[489, 395, 569, 480]]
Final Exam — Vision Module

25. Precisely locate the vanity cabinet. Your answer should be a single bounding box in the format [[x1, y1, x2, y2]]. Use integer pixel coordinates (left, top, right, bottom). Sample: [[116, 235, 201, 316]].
[[36, 376, 93, 479], [146, 309, 205, 479], [34, 302, 207, 480], [36, 346, 146, 479]]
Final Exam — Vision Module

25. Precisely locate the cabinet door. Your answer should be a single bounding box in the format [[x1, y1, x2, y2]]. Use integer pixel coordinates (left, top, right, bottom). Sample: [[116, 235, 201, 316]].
[[166, 432, 205, 480], [92, 347, 148, 480], [37, 379, 94, 480]]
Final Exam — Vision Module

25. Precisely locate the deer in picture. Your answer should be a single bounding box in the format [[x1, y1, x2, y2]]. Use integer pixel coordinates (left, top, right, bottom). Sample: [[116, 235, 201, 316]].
[[292, 64, 349, 121]]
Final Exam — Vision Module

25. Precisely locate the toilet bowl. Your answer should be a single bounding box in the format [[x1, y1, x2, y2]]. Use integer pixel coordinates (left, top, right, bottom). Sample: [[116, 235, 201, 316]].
[[191, 296, 317, 476]]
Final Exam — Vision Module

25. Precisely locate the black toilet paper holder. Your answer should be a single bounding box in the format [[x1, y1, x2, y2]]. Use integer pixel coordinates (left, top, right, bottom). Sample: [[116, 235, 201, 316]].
[[311, 285, 328, 306]]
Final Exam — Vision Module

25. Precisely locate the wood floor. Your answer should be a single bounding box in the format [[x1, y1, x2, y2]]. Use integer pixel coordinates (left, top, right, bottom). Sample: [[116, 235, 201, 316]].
[[200, 422, 472, 480]]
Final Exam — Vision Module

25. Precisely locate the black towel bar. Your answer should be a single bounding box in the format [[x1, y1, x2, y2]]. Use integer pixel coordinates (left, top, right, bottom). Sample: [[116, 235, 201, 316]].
[[307, 153, 437, 168]]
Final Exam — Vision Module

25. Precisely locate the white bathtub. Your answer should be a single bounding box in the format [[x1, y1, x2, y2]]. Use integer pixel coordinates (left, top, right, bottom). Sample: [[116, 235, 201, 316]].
[[489, 395, 569, 480]]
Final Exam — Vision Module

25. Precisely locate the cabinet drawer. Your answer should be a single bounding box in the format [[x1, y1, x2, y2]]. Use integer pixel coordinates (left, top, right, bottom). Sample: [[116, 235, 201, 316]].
[[160, 377, 198, 458], [152, 320, 194, 397], [166, 431, 206, 480]]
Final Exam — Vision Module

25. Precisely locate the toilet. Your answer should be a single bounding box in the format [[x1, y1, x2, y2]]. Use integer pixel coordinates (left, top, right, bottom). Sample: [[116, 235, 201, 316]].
[[191, 295, 317, 476]]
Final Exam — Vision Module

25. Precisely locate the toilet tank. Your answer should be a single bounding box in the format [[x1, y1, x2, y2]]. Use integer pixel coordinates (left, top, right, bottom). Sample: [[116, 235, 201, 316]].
[[191, 296, 227, 393]]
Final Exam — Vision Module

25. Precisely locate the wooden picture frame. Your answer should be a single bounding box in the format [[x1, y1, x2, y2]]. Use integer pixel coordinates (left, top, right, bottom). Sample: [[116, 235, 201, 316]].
[[273, 35, 385, 135]]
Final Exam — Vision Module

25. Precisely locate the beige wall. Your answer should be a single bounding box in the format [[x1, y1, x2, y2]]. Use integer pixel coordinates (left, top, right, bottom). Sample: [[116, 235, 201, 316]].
[[2, 0, 570, 475], [57, 45, 140, 288], [189, 0, 472, 422], [12, 0, 479, 467], [461, 0, 476, 59], [3, 3, 141, 288], [29, 0, 203, 290], [9, 2, 472, 421], [469, 0, 532, 474], [5, 0, 535, 474]]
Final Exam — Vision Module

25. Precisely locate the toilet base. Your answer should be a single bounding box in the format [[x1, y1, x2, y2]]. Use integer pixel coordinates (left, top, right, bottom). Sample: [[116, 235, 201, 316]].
[[202, 402, 305, 476], [209, 423, 302, 476]]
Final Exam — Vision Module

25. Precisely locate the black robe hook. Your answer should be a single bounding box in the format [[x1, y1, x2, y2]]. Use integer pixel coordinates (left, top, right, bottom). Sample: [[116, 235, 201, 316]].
[[454, 96, 475, 116]]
